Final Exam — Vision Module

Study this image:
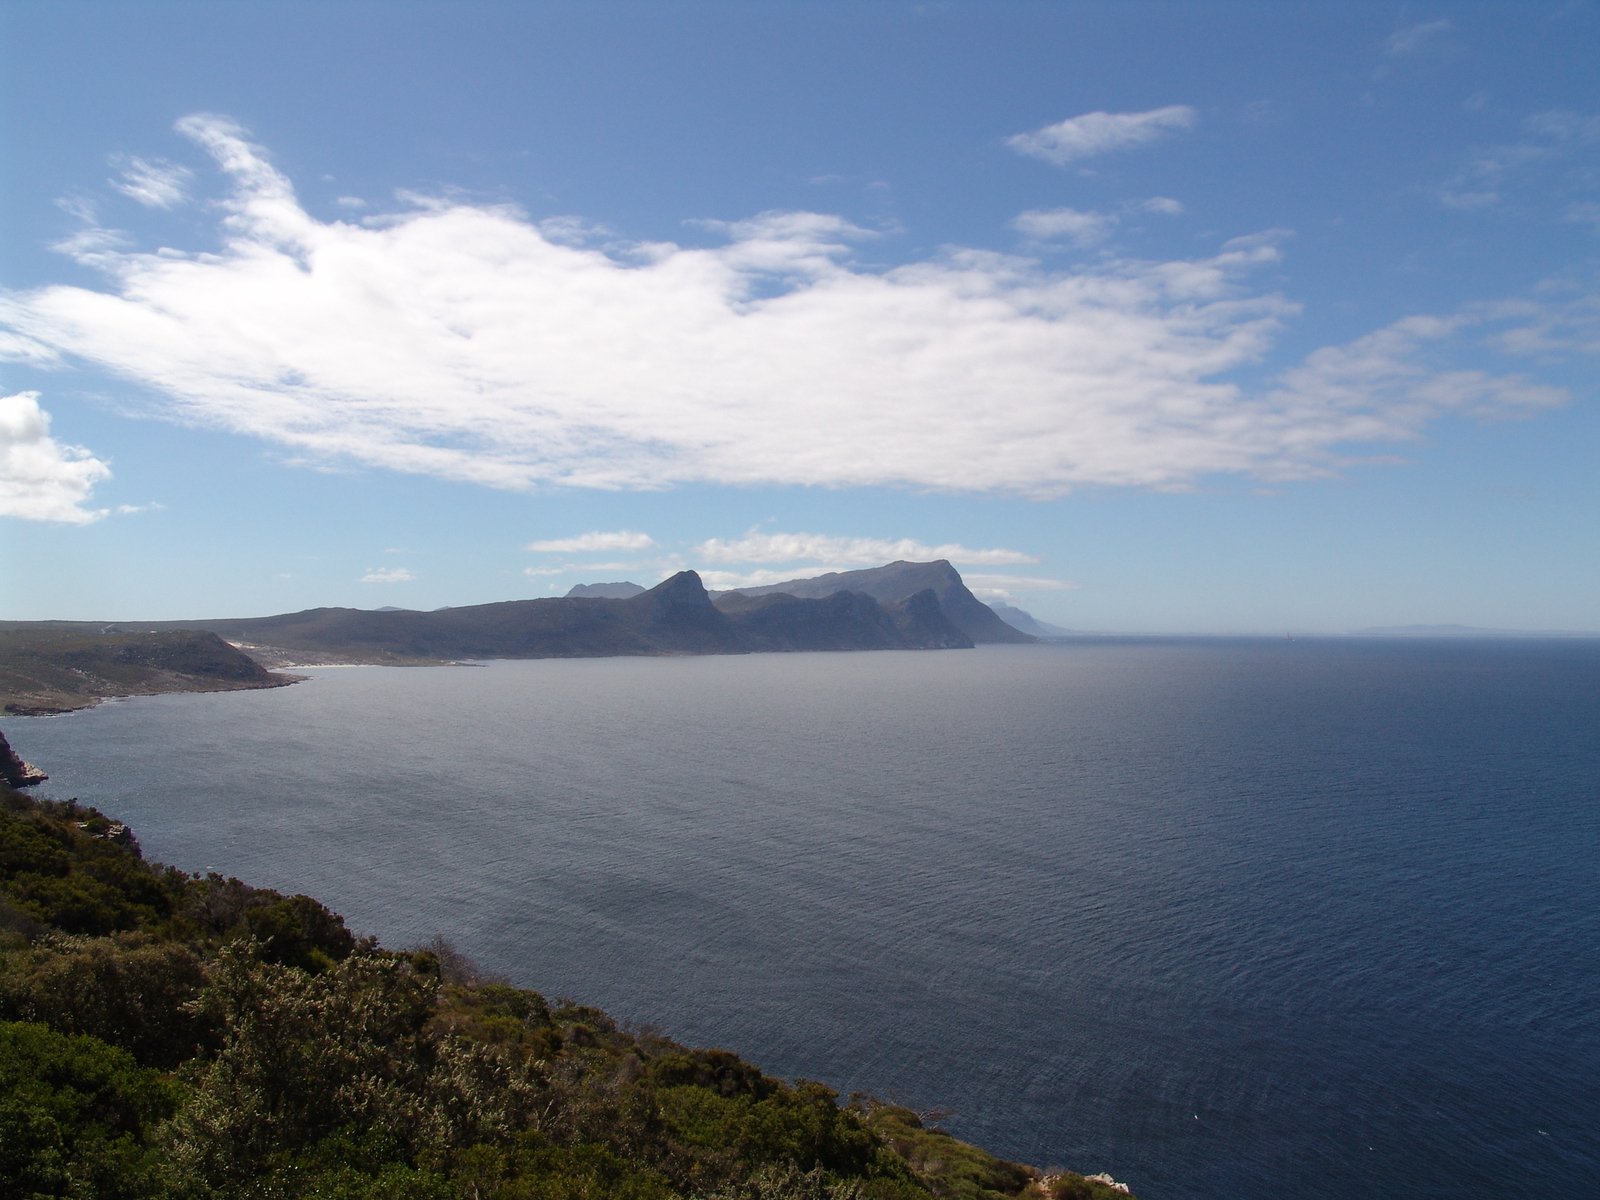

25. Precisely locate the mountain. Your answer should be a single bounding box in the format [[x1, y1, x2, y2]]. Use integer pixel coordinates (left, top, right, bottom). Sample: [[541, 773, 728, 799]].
[[565, 581, 646, 599], [0, 565, 1009, 710], [713, 587, 970, 651], [990, 603, 1076, 639], [116, 570, 972, 666], [721, 560, 1034, 644]]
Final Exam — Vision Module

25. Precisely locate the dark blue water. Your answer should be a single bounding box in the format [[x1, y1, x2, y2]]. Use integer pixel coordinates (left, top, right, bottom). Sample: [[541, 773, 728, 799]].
[[6, 640, 1598, 1198]]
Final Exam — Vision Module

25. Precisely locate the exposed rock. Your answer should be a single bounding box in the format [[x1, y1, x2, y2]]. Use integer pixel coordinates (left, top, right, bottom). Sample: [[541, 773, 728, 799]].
[[0, 728, 47, 787]]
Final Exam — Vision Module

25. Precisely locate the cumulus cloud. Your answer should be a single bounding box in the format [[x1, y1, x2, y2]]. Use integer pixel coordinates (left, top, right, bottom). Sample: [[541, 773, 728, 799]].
[[527, 530, 656, 553], [0, 115, 1576, 500], [361, 567, 415, 584], [1006, 106, 1197, 166], [0, 392, 112, 524], [110, 156, 194, 208], [696, 530, 1037, 567]]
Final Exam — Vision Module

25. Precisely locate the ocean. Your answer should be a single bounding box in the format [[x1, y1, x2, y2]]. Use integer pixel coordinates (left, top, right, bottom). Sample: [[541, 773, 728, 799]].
[[5, 638, 1597, 1198]]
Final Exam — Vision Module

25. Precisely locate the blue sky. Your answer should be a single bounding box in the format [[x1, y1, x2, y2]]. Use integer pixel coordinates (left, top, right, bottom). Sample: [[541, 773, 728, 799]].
[[2, 1, 1597, 632]]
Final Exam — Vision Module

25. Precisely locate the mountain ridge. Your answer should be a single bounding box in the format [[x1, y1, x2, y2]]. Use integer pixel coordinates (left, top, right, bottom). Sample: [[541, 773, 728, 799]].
[[0, 562, 1030, 712], [718, 560, 1035, 645]]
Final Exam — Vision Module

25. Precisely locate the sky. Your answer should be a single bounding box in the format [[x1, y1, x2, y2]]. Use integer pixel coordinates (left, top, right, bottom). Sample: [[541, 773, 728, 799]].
[[2, 0, 1597, 633]]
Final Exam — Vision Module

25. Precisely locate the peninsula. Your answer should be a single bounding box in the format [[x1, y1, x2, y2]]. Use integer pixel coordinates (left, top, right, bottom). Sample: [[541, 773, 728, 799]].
[[1, 561, 1032, 714]]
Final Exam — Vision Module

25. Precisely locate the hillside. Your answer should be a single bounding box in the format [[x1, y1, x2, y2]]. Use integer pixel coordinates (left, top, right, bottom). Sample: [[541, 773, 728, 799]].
[[0, 627, 297, 716], [989, 605, 1076, 640], [0, 757, 1135, 1200]]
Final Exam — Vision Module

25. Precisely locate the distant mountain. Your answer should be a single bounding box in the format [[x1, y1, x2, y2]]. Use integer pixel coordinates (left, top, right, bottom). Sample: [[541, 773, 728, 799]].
[[721, 560, 1033, 644], [989, 603, 1075, 639], [565, 581, 646, 599], [113, 570, 974, 667], [1350, 624, 1600, 639]]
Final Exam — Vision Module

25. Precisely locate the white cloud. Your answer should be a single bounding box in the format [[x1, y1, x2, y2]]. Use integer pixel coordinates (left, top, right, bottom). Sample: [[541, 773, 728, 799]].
[[109, 156, 194, 208], [527, 530, 656, 553], [1384, 19, 1453, 57], [1006, 106, 1197, 167], [523, 560, 639, 578], [0, 392, 112, 524], [0, 115, 1578, 501], [965, 573, 1080, 603], [696, 531, 1037, 567], [361, 566, 416, 584], [1137, 196, 1185, 216], [1012, 207, 1117, 248]]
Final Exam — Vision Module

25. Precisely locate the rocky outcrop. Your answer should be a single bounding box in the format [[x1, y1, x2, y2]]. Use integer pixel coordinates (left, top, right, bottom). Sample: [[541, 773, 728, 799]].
[[0, 729, 47, 787]]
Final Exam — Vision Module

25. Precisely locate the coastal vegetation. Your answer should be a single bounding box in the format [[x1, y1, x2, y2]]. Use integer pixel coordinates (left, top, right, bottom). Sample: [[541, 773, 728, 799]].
[[0, 767, 1131, 1200]]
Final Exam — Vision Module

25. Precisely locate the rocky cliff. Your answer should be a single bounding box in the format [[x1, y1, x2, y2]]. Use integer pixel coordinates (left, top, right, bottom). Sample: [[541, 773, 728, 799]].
[[0, 728, 47, 786]]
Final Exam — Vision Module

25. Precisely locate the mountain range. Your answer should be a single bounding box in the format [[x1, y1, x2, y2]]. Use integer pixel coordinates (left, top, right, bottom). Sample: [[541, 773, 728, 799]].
[[0, 562, 1033, 712], [158, 561, 1016, 664]]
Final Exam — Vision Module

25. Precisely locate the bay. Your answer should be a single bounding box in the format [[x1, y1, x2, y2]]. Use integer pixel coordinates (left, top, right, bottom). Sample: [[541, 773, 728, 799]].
[[6, 639, 1598, 1199]]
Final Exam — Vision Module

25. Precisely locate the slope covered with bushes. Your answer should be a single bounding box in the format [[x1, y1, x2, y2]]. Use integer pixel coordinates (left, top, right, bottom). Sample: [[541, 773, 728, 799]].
[[0, 775, 1133, 1200]]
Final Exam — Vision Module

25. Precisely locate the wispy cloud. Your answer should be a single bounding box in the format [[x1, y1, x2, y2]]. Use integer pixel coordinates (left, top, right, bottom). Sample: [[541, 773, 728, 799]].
[[523, 560, 638, 578], [1384, 19, 1453, 58], [1437, 108, 1600, 210], [1013, 199, 1184, 249], [696, 530, 1037, 567], [527, 530, 656, 553], [1006, 106, 1197, 167], [0, 116, 1579, 500], [109, 155, 195, 208], [1011, 207, 1117, 248], [963, 573, 1080, 598], [361, 566, 416, 584], [0, 392, 113, 524]]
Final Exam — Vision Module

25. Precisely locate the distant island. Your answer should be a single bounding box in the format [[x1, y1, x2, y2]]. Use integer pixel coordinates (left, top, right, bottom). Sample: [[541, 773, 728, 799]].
[[1348, 624, 1600, 639], [0, 561, 1040, 715]]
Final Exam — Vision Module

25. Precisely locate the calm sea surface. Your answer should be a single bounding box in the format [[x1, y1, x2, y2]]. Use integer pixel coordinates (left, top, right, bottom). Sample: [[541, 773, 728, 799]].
[[6, 639, 1598, 1199]]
